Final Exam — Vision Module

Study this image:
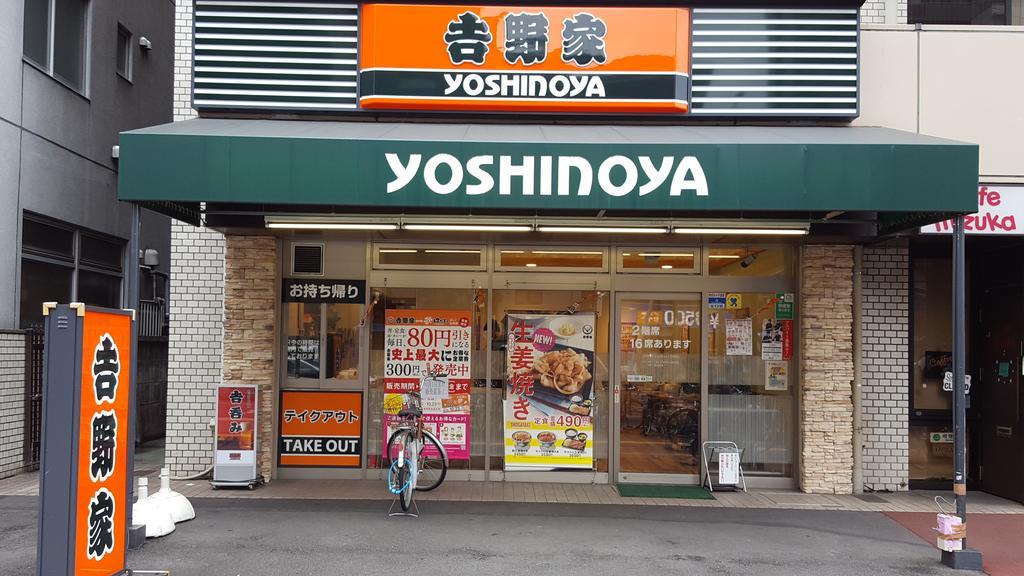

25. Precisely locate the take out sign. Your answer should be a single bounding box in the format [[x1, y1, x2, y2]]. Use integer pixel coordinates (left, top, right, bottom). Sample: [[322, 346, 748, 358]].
[[359, 4, 692, 113], [921, 185, 1022, 236]]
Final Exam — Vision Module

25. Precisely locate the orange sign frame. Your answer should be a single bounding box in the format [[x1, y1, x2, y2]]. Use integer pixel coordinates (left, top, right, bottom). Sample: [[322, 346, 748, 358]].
[[74, 308, 132, 576], [359, 4, 691, 113]]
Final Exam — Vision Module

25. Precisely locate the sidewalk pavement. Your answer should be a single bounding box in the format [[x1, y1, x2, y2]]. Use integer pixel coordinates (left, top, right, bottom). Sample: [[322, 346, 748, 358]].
[[3, 469, 1022, 514]]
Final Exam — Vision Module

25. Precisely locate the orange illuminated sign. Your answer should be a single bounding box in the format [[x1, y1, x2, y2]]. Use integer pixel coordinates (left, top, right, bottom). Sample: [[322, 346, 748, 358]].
[[74, 309, 132, 576], [279, 391, 363, 468], [359, 4, 691, 113]]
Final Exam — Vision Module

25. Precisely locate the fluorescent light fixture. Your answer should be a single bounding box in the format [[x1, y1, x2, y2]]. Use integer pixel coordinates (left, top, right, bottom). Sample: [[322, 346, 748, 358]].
[[525, 263, 537, 267], [622, 253, 631, 256], [424, 249, 481, 254], [538, 226, 669, 234], [500, 250, 526, 254], [673, 227, 807, 236], [379, 249, 418, 254], [637, 252, 694, 257], [661, 265, 673, 269], [708, 254, 741, 260], [405, 224, 533, 232], [267, 222, 398, 231], [532, 250, 603, 255]]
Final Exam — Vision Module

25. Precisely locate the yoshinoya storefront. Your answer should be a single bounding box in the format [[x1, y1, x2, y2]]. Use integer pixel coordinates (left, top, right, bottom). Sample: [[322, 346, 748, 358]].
[[118, 1, 979, 492]]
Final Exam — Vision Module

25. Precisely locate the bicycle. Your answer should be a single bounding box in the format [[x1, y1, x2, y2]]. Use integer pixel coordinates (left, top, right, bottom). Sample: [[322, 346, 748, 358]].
[[385, 392, 449, 511]]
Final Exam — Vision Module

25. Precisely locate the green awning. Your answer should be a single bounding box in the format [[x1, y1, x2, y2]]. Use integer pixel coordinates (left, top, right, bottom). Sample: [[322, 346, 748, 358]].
[[118, 119, 978, 217]]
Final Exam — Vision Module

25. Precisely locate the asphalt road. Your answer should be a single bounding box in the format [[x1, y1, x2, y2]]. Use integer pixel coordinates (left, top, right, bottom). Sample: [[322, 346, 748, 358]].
[[0, 495, 971, 576]]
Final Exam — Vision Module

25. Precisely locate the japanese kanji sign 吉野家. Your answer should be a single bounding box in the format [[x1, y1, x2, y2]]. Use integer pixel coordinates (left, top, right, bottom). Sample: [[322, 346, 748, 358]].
[[359, 4, 691, 113]]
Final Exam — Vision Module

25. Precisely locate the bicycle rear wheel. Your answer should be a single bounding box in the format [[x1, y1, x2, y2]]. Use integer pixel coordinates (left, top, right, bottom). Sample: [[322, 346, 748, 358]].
[[415, 430, 448, 492]]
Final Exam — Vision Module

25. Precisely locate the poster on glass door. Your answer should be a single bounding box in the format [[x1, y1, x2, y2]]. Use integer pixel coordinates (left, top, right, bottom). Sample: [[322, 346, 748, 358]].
[[504, 313, 596, 470], [383, 310, 472, 460]]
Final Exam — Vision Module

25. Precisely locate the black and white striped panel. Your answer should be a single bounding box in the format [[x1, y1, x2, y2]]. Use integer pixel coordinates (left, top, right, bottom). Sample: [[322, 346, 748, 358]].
[[193, 1, 358, 111], [690, 8, 859, 116]]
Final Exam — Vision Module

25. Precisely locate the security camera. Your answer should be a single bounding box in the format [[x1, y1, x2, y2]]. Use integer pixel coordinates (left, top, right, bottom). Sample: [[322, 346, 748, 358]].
[[739, 254, 757, 268], [139, 36, 152, 51]]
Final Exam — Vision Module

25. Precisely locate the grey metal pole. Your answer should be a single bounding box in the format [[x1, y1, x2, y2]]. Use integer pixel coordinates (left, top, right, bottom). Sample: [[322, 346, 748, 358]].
[[952, 214, 967, 536], [125, 203, 141, 542]]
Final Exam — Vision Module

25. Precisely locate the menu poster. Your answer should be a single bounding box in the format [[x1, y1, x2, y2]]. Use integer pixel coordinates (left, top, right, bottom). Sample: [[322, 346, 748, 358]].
[[760, 318, 783, 361], [504, 313, 596, 470], [765, 361, 789, 391], [725, 318, 753, 356], [382, 310, 472, 460]]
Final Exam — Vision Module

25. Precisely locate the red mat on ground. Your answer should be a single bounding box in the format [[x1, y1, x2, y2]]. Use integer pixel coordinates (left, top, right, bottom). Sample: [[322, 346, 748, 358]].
[[885, 512, 1024, 576]]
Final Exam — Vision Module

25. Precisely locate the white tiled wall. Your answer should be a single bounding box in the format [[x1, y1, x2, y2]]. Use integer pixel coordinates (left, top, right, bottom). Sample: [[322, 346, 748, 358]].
[[165, 0, 227, 476], [0, 332, 26, 479], [860, 245, 910, 492]]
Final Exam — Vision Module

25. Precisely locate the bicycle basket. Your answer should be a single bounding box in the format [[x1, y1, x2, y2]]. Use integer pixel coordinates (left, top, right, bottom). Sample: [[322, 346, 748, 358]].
[[402, 391, 423, 416]]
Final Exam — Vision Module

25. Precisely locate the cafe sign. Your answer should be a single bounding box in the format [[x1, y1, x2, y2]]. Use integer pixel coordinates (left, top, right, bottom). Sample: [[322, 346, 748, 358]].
[[359, 4, 691, 113], [921, 185, 1024, 236]]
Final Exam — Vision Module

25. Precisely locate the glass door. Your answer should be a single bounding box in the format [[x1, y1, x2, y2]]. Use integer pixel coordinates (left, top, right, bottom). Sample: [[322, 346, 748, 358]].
[[616, 294, 702, 483]]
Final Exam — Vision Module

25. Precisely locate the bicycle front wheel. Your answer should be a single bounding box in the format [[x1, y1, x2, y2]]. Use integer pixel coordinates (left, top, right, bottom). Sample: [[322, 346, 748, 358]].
[[415, 431, 448, 492], [387, 428, 448, 491], [400, 435, 415, 511]]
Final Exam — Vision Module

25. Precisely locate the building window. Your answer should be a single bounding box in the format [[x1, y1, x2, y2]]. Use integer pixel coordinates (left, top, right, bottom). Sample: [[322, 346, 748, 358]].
[[908, 0, 1015, 25], [116, 23, 132, 81], [496, 247, 608, 272], [373, 244, 486, 270], [19, 214, 124, 330], [617, 248, 700, 274], [22, 0, 90, 93]]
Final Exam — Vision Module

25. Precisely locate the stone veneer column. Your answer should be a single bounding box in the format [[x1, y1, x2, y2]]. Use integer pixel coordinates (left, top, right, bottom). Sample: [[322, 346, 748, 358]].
[[800, 246, 855, 494], [223, 235, 278, 481]]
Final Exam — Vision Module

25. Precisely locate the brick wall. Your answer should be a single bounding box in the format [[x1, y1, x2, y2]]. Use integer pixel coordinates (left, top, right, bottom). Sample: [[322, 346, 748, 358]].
[[860, 245, 910, 491], [800, 246, 856, 494], [0, 332, 26, 479], [164, 0, 228, 476], [173, 0, 196, 121], [166, 224, 225, 475], [223, 236, 278, 481], [860, 0, 887, 24]]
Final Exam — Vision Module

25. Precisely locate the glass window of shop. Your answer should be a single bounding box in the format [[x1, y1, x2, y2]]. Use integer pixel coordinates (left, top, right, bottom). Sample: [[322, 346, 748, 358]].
[[490, 289, 610, 473], [910, 255, 959, 482], [285, 302, 361, 383], [908, 0, 1020, 25], [368, 287, 488, 472], [618, 296, 702, 476], [707, 293, 796, 477]]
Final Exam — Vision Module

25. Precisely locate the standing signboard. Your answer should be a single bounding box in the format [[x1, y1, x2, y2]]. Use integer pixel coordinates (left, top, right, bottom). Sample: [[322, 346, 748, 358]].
[[279, 390, 363, 468], [504, 313, 596, 470], [383, 310, 472, 460], [212, 384, 258, 486], [37, 303, 133, 576]]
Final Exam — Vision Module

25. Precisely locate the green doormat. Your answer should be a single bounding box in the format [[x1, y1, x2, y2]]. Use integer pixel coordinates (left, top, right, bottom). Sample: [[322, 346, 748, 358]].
[[616, 484, 715, 500]]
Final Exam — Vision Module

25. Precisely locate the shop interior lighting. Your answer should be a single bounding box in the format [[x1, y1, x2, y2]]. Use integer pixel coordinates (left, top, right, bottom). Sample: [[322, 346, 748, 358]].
[[661, 265, 674, 269], [532, 250, 604, 255], [537, 226, 670, 234], [266, 222, 398, 231], [673, 226, 808, 236], [423, 249, 482, 254], [379, 248, 418, 253], [500, 250, 526, 254], [525, 263, 538, 267], [708, 254, 742, 259], [637, 252, 694, 257], [404, 224, 533, 232]]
